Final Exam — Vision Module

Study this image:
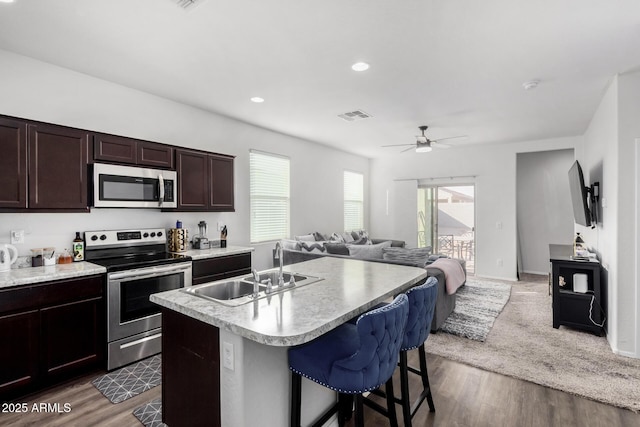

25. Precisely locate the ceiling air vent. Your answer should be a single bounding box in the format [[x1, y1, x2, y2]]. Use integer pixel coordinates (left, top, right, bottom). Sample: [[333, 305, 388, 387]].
[[338, 110, 372, 122], [173, 0, 205, 10]]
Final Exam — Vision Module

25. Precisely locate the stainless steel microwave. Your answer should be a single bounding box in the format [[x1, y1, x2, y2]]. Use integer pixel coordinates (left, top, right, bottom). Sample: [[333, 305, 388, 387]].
[[93, 163, 177, 208]]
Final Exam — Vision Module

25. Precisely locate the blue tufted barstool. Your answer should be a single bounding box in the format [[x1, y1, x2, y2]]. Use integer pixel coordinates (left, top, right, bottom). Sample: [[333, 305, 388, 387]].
[[396, 276, 438, 426], [288, 294, 410, 427]]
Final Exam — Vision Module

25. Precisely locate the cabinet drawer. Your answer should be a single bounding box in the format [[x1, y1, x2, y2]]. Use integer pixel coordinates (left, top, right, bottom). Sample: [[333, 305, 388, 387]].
[[192, 254, 251, 284], [0, 275, 103, 314]]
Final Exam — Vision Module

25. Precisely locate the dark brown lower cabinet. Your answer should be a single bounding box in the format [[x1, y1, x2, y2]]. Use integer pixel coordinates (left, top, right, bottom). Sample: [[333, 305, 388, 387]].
[[0, 310, 39, 397], [162, 309, 220, 427], [0, 275, 105, 402], [41, 296, 104, 382]]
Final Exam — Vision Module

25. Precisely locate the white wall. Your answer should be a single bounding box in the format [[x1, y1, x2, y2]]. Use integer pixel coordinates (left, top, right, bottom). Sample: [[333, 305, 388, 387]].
[[582, 76, 620, 352], [370, 136, 580, 281], [0, 49, 369, 271], [516, 149, 575, 274]]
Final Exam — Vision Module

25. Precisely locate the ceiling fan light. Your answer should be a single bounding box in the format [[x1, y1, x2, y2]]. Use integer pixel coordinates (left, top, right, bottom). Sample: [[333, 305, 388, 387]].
[[416, 145, 432, 153]]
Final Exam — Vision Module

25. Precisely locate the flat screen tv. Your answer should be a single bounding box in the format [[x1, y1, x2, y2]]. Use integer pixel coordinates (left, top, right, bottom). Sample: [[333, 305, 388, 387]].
[[568, 160, 592, 227]]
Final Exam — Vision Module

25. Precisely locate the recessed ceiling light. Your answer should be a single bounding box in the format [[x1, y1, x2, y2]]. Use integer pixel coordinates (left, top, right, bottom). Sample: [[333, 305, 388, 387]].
[[351, 62, 370, 72], [250, 97, 265, 103], [522, 80, 540, 91]]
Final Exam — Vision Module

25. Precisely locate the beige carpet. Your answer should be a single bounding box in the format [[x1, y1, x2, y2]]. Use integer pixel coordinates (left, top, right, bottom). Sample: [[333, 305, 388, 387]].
[[427, 276, 640, 412]]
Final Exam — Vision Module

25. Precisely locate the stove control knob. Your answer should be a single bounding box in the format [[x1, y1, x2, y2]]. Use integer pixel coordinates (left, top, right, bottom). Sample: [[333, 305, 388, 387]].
[[91, 235, 98, 241], [100, 234, 107, 241], [157, 231, 163, 237], [143, 232, 149, 238], [150, 232, 156, 237]]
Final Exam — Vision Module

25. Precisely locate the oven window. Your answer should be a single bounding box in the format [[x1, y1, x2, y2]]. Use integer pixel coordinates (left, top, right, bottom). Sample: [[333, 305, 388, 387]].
[[101, 175, 158, 201], [120, 272, 184, 322]]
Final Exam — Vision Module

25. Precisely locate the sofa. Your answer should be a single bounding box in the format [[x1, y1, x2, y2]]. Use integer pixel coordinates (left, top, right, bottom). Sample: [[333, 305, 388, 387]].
[[272, 231, 466, 331]]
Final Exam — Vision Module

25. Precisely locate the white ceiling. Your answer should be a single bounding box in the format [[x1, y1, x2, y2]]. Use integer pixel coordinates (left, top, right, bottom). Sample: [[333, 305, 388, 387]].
[[1, 0, 639, 158]]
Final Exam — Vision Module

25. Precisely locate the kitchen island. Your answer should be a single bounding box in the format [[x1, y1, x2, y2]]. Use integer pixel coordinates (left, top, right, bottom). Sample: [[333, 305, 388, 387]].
[[151, 256, 428, 427]]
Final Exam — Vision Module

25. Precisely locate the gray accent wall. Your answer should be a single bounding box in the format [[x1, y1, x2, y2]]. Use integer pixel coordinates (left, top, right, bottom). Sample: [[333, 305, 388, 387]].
[[516, 149, 575, 275]]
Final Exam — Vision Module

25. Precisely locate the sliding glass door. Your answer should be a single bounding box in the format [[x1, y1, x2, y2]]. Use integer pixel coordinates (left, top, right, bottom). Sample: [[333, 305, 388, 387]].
[[418, 185, 475, 274]]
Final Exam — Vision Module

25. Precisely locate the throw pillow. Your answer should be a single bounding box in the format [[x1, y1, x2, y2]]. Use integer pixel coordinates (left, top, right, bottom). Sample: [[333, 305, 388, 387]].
[[341, 232, 355, 243], [281, 239, 301, 251], [382, 246, 432, 267], [295, 234, 316, 242], [347, 240, 392, 260], [351, 237, 372, 245], [329, 232, 345, 243], [313, 231, 327, 241], [324, 242, 350, 255], [350, 229, 370, 241]]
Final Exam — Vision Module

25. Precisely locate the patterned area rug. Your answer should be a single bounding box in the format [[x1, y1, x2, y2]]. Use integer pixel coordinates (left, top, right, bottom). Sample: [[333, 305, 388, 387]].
[[439, 278, 512, 341], [133, 398, 166, 427], [92, 355, 162, 404]]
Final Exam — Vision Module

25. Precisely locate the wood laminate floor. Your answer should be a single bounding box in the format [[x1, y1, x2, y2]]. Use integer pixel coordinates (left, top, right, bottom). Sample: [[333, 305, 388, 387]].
[[1, 350, 638, 427]]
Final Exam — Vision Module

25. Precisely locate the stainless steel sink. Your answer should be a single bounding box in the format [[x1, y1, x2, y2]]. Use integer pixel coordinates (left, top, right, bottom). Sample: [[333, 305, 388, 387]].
[[182, 270, 324, 306], [182, 280, 265, 306], [246, 271, 308, 285]]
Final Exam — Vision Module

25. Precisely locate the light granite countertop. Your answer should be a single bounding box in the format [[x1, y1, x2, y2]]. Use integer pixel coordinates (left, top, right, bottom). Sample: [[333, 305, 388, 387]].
[[0, 262, 107, 290], [150, 256, 427, 347], [172, 245, 254, 260]]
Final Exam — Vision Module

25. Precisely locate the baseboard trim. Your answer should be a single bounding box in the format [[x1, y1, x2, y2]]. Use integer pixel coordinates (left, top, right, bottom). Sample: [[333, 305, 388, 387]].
[[521, 270, 549, 276], [475, 274, 518, 282]]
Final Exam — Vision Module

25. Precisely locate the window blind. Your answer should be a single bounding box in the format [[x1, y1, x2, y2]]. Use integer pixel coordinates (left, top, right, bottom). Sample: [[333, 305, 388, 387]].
[[250, 150, 290, 243], [344, 170, 364, 231]]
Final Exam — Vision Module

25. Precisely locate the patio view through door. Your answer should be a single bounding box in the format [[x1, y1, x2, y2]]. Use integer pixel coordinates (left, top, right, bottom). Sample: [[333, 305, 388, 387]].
[[418, 185, 475, 274]]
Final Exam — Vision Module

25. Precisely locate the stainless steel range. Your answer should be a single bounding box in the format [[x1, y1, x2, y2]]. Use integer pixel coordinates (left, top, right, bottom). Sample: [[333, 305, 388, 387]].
[[85, 228, 192, 370]]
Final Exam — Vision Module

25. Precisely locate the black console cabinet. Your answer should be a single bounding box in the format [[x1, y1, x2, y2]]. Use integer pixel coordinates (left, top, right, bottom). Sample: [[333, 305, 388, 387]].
[[550, 244, 604, 335]]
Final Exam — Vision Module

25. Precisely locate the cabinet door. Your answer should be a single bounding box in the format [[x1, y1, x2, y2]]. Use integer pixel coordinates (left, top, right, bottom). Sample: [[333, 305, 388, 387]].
[[0, 310, 39, 399], [28, 124, 90, 210], [138, 141, 174, 169], [0, 117, 28, 209], [40, 296, 104, 382], [94, 133, 137, 165], [208, 154, 234, 211], [176, 149, 209, 210]]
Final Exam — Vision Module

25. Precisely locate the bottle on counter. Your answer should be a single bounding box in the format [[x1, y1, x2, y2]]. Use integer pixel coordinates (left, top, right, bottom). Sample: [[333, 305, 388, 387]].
[[73, 232, 84, 262]]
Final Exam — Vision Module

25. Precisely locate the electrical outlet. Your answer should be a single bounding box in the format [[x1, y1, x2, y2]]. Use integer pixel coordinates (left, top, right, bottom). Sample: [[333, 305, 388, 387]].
[[496, 221, 502, 230], [223, 341, 234, 371], [496, 258, 503, 267], [10, 230, 24, 244]]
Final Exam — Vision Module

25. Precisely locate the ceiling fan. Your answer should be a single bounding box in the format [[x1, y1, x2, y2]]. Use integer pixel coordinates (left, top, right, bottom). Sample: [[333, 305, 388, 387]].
[[382, 125, 467, 153]]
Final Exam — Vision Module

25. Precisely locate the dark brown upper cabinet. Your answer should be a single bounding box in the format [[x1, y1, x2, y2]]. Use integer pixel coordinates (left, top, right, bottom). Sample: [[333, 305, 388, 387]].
[[94, 133, 174, 169], [28, 124, 91, 211], [175, 149, 235, 212], [0, 117, 28, 209]]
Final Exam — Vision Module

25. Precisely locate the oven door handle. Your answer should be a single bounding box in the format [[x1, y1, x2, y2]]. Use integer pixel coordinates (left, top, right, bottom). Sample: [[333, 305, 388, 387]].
[[109, 263, 191, 281]]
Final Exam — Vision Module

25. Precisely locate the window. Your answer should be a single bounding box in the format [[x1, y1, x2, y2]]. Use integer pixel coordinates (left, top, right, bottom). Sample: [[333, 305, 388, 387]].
[[250, 150, 290, 243], [344, 170, 364, 231]]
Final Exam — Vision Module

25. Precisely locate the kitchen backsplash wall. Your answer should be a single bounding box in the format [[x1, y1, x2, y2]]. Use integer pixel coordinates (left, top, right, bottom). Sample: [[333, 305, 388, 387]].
[[0, 210, 236, 267]]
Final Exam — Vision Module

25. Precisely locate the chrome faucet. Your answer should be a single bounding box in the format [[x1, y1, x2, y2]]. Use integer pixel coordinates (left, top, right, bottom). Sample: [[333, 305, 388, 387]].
[[275, 241, 285, 287], [252, 268, 260, 298]]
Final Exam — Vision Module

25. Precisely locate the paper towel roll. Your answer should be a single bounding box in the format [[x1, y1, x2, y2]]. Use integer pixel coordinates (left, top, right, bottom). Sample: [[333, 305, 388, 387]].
[[573, 273, 588, 293]]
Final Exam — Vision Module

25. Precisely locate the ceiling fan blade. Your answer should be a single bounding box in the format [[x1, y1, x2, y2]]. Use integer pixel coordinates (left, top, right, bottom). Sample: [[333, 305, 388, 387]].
[[381, 143, 415, 147], [430, 135, 468, 143], [401, 146, 415, 153], [432, 142, 452, 149]]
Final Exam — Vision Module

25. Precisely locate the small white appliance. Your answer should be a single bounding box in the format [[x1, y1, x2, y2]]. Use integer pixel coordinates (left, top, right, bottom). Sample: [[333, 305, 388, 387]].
[[573, 273, 588, 293], [0, 244, 19, 272]]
